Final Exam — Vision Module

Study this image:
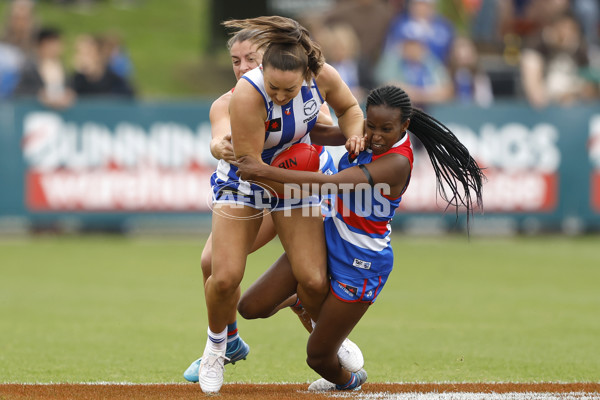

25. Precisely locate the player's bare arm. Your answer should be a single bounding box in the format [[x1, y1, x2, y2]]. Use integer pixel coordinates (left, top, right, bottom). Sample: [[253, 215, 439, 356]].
[[315, 63, 364, 154], [209, 92, 235, 162], [229, 78, 267, 161], [309, 124, 347, 146], [234, 153, 411, 198]]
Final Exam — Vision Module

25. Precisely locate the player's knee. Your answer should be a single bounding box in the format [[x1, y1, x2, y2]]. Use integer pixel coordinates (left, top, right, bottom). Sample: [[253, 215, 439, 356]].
[[237, 297, 262, 319], [299, 274, 328, 298], [210, 274, 242, 296]]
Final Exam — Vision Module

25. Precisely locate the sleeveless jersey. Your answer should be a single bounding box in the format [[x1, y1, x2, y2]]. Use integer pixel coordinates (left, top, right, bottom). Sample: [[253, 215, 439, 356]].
[[313, 145, 337, 176], [215, 66, 324, 184], [324, 133, 414, 278]]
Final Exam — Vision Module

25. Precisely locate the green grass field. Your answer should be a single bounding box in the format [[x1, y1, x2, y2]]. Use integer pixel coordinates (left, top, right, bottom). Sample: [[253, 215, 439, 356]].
[[1, 234, 599, 384]]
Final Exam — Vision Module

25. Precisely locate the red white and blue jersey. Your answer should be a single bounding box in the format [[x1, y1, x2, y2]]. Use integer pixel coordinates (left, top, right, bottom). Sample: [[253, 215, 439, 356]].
[[214, 65, 324, 186], [324, 133, 413, 279], [313, 145, 338, 176]]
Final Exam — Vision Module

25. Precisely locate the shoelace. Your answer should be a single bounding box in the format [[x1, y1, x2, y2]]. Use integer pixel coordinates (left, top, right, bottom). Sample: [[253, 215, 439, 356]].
[[204, 353, 230, 369]]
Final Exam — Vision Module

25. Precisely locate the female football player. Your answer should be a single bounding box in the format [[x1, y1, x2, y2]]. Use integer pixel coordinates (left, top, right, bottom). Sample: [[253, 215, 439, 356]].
[[234, 85, 484, 391], [198, 16, 365, 393]]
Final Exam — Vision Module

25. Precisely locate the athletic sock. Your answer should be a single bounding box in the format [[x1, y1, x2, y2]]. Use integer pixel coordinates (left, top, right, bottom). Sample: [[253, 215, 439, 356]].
[[226, 321, 239, 347], [206, 327, 227, 354], [290, 297, 302, 309], [336, 372, 359, 390]]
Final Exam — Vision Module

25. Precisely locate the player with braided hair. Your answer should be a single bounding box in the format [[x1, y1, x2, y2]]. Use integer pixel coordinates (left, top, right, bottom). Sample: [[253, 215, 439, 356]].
[[234, 84, 484, 392]]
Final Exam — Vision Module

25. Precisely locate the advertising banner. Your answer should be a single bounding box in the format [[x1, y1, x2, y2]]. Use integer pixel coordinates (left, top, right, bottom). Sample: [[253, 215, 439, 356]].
[[22, 111, 214, 212], [1, 100, 600, 232]]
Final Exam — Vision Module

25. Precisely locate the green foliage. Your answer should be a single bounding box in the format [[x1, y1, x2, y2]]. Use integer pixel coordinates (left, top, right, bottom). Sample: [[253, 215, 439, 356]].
[[1, 235, 599, 383]]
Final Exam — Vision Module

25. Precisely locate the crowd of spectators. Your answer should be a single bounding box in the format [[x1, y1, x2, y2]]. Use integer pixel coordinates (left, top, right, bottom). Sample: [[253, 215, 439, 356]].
[[0, 0, 135, 108], [307, 0, 600, 108], [1, 0, 599, 109]]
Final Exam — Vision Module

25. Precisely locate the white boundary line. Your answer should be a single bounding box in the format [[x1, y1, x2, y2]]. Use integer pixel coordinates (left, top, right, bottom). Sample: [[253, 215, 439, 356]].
[[328, 393, 600, 400]]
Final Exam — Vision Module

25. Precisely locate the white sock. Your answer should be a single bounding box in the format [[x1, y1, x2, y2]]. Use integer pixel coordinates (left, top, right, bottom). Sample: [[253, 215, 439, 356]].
[[206, 327, 227, 354]]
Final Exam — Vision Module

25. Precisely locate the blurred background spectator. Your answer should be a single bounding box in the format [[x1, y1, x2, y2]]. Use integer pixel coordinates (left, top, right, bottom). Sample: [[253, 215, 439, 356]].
[[0, 40, 24, 99], [384, 0, 455, 64], [99, 31, 135, 81], [1, 0, 599, 107], [0, 0, 37, 98], [573, 0, 600, 50], [375, 23, 453, 109], [448, 35, 493, 107], [520, 11, 599, 108], [1, 0, 38, 55], [13, 27, 76, 109], [71, 34, 135, 98], [318, 0, 394, 91], [314, 23, 365, 102]]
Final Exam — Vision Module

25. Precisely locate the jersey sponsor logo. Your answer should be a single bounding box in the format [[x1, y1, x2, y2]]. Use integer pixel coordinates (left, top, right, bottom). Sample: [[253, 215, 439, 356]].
[[303, 99, 317, 116], [337, 281, 358, 297], [352, 258, 372, 270], [284, 107, 291, 116], [265, 118, 282, 132]]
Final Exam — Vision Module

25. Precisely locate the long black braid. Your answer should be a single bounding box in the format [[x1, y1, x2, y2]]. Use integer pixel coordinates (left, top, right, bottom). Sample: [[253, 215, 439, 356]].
[[366, 85, 485, 227]]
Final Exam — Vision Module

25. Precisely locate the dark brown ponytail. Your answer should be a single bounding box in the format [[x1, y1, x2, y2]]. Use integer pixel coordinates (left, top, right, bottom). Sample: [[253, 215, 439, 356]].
[[223, 16, 325, 82]]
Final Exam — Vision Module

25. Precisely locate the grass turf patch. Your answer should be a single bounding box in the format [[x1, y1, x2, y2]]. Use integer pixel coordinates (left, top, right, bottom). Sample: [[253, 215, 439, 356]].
[[1, 235, 599, 383]]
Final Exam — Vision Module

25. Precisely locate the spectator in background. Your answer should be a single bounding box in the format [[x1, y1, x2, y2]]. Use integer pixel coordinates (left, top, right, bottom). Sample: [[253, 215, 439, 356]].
[[495, 0, 571, 43], [573, 0, 599, 49], [375, 26, 453, 109], [384, 0, 455, 64], [520, 12, 598, 108], [14, 27, 76, 109], [448, 36, 493, 107], [0, 42, 24, 99], [1, 0, 38, 56], [71, 34, 135, 98], [467, 0, 504, 50], [316, 23, 365, 102], [99, 32, 135, 81], [0, 0, 38, 98], [321, 0, 394, 90]]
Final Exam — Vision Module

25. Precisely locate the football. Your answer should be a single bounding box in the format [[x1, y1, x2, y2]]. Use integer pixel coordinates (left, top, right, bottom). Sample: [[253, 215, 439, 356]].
[[271, 143, 320, 172]]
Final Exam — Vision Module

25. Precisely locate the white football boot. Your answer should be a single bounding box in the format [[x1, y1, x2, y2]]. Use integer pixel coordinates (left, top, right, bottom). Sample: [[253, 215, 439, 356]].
[[198, 349, 229, 393]]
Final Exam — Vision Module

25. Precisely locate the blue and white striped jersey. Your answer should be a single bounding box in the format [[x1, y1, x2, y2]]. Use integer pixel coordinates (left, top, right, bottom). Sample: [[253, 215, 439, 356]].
[[241, 65, 324, 164]]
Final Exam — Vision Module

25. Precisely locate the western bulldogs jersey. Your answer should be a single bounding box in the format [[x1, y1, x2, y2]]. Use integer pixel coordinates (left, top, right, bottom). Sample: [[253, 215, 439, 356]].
[[324, 133, 414, 278]]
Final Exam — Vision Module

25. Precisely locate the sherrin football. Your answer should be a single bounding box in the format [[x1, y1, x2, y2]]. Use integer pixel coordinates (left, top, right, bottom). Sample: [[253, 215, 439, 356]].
[[271, 143, 320, 172]]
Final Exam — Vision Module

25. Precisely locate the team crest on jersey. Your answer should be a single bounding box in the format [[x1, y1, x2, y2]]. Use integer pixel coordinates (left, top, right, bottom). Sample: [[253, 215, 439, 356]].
[[352, 258, 371, 270], [265, 118, 282, 132], [303, 99, 317, 116]]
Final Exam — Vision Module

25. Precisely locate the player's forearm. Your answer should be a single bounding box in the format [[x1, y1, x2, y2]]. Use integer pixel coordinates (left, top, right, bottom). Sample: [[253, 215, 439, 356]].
[[336, 103, 364, 140], [309, 124, 346, 146], [255, 163, 368, 190], [209, 137, 223, 159]]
